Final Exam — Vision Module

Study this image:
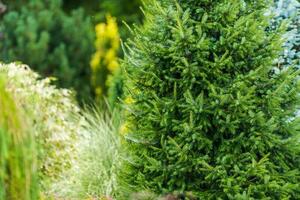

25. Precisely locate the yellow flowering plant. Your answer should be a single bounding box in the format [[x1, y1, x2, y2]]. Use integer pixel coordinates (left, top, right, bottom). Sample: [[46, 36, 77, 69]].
[[90, 15, 120, 100]]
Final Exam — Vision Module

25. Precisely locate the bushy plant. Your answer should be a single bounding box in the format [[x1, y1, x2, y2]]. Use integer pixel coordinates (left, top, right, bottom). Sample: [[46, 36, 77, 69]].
[[0, 0, 94, 101], [0, 63, 83, 194], [273, 0, 300, 68], [90, 15, 120, 101], [120, 0, 300, 199], [0, 76, 39, 200]]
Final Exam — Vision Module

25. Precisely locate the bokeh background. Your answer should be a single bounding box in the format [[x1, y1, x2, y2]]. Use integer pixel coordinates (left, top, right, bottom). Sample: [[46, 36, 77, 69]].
[[0, 0, 143, 105]]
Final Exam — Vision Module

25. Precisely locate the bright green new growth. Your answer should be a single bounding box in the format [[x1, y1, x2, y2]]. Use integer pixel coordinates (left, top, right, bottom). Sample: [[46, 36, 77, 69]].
[[0, 77, 39, 200], [121, 0, 300, 199]]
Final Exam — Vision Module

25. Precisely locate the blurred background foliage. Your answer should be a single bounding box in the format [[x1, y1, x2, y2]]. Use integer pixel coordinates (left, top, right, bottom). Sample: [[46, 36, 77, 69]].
[[90, 15, 120, 102], [0, 0, 95, 102], [0, 0, 143, 105]]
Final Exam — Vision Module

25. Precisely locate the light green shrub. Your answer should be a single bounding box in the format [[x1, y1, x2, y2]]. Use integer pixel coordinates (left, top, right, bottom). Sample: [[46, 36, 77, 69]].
[[0, 62, 83, 194], [0, 76, 39, 200]]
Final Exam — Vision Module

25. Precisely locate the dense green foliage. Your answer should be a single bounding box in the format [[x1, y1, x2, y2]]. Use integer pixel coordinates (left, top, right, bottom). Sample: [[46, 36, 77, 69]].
[[0, 77, 39, 200], [1, 0, 300, 199], [0, 0, 94, 101], [120, 0, 300, 199]]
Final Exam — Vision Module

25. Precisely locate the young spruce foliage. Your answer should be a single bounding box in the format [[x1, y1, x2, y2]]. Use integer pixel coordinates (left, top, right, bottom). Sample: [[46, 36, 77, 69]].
[[120, 0, 300, 199]]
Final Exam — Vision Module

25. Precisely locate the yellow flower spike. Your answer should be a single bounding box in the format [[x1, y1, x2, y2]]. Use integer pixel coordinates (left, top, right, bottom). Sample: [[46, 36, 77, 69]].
[[124, 96, 135, 105], [108, 60, 119, 73], [95, 87, 103, 96], [105, 75, 114, 87], [95, 24, 106, 38], [105, 49, 115, 62], [90, 14, 120, 100], [90, 52, 101, 70], [119, 121, 130, 135]]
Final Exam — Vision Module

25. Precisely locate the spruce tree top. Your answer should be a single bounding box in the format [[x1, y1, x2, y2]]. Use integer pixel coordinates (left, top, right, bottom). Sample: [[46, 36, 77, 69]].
[[121, 0, 300, 199]]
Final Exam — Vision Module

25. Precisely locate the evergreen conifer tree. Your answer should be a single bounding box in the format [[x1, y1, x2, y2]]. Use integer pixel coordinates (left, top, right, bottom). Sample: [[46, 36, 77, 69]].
[[120, 0, 300, 199]]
